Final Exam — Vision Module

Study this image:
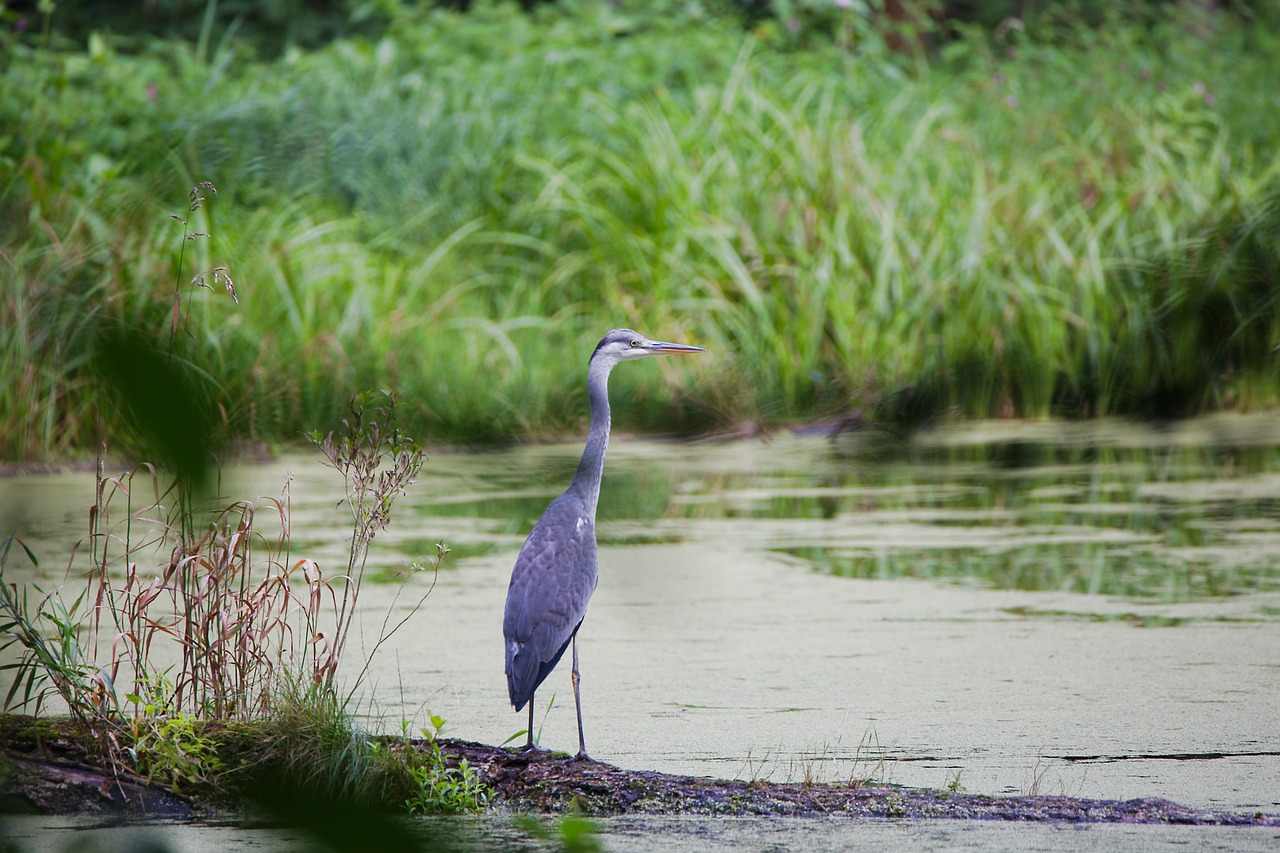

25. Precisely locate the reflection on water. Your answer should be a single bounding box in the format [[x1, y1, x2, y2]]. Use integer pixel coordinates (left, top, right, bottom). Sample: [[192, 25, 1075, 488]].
[[787, 432, 1280, 599], [6, 417, 1278, 597], [379, 417, 1280, 603], [601, 416, 1280, 601]]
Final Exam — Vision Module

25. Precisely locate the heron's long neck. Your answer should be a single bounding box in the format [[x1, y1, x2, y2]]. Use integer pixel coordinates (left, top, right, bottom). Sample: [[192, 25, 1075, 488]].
[[570, 357, 613, 517]]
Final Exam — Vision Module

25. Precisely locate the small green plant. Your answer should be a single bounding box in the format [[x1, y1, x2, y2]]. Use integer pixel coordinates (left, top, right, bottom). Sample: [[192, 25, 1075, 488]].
[[0, 536, 107, 732], [129, 707, 224, 794], [395, 715, 490, 815]]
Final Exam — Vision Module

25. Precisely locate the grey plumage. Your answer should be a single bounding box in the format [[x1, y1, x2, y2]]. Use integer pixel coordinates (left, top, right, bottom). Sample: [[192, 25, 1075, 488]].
[[502, 328, 704, 756]]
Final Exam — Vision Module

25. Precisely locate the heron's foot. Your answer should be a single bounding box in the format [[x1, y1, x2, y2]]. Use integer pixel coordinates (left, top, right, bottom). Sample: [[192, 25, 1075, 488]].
[[570, 750, 594, 763], [519, 742, 547, 754]]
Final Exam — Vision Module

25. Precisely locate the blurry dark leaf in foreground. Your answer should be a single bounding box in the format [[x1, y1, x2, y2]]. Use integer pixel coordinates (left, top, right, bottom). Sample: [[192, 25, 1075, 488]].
[[91, 327, 218, 490], [242, 769, 456, 853]]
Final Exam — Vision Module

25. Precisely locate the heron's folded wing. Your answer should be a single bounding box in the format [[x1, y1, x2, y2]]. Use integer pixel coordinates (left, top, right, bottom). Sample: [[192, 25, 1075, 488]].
[[503, 494, 598, 695]]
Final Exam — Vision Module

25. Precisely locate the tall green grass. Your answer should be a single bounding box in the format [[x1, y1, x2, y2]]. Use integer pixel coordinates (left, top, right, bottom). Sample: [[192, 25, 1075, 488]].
[[2, 2, 1278, 458]]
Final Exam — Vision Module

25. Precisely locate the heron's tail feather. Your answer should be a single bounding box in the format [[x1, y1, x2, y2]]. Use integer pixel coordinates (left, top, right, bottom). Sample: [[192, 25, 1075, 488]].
[[507, 643, 540, 710], [506, 633, 574, 711]]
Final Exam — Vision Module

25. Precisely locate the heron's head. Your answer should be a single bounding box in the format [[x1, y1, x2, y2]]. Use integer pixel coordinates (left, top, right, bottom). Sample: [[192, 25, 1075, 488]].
[[590, 329, 705, 367]]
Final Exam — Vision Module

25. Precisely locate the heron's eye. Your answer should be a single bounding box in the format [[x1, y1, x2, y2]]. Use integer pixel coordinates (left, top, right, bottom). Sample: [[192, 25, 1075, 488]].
[[629, 340, 640, 348]]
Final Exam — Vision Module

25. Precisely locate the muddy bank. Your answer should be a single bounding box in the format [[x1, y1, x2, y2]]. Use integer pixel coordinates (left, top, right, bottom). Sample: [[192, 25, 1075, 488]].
[[2, 726, 1276, 826], [455, 740, 1279, 825]]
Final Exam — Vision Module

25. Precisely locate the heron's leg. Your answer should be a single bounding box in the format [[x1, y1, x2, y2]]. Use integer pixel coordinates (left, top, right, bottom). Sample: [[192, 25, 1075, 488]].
[[525, 694, 535, 751], [571, 632, 589, 759]]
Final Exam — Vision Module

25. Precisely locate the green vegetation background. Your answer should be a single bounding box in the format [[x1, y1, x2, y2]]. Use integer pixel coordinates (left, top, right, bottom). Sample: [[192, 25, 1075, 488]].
[[2, 0, 1279, 460]]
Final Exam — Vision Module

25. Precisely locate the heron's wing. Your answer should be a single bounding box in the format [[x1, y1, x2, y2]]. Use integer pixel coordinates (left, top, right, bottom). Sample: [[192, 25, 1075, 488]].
[[503, 492, 598, 707]]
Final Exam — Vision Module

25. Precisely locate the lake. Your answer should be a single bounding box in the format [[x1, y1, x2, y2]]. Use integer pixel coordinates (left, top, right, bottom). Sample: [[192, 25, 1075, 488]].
[[2, 414, 1278, 850]]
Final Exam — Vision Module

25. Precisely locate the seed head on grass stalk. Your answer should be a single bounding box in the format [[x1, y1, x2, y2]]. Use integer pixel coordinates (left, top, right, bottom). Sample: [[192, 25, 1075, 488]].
[[167, 181, 233, 363], [307, 389, 425, 686]]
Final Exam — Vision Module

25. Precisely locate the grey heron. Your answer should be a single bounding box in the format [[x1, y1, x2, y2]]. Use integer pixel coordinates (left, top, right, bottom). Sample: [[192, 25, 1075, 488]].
[[502, 329, 705, 757]]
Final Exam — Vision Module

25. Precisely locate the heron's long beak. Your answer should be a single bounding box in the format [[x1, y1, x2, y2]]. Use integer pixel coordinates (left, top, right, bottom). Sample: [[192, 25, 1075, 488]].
[[644, 340, 706, 355]]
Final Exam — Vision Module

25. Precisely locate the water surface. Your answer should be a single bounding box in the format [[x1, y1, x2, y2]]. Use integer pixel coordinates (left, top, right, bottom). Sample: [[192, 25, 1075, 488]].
[[2, 415, 1278, 849]]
